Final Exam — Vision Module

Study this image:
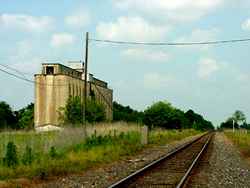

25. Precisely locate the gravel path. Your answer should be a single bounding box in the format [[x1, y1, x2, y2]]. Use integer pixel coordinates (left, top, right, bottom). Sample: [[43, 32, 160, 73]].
[[189, 132, 250, 188], [208, 132, 250, 188], [35, 134, 202, 188]]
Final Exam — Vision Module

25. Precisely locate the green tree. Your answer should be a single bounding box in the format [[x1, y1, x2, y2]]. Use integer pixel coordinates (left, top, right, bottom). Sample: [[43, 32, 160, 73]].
[[143, 101, 177, 129], [220, 117, 239, 129], [62, 96, 106, 125], [113, 101, 144, 123], [86, 99, 106, 122], [185, 109, 214, 130], [241, 122, 250, 129], [232, 110, 246, 126], [220, 110, 247, 130], [0, 101, 17, 129], [17, 103, 34, 129], [64, 96, 83, 124]]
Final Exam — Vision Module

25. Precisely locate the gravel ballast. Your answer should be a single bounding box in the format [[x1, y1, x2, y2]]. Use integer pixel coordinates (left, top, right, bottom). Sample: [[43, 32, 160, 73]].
[[189, 132, 250, 188], [208, 132, 250, 188]]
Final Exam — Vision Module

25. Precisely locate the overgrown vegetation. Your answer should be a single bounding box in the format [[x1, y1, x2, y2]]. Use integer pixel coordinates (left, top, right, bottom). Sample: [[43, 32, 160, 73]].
[[3, 142, 18, 168], [0, 124, 201, 180], [149, 129, 202, 145], [224, 130, 250, 157], [0, 127, 142, 180], [60, 96, 106, 125]]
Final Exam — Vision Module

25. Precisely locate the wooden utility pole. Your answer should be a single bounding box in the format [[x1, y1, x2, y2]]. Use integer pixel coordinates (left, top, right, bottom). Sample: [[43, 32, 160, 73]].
[[83, 32, 89, 127], [233, 119, 235, 133]]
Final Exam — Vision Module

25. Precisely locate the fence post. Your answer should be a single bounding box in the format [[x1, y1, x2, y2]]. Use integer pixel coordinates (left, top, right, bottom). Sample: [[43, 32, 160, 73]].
[[141, 126, 148, 145]]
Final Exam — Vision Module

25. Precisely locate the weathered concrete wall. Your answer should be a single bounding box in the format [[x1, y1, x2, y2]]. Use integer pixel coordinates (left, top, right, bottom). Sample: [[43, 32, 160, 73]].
[[91, 83, 113, 121], [34, 74, 113, 127]]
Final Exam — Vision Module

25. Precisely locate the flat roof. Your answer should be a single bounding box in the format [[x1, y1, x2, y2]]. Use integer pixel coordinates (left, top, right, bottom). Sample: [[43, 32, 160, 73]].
[[41, 63, 108, 85]]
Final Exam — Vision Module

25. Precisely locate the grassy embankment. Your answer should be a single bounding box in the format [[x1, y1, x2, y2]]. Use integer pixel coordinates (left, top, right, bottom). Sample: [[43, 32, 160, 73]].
[[0, 122, 201, 180], [224, 129, 250, 158]]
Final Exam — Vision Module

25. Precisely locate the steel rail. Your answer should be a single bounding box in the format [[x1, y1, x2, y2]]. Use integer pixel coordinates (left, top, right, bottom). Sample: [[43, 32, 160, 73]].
[[176, 133, 212, 188], [108, 132, 211, 188]]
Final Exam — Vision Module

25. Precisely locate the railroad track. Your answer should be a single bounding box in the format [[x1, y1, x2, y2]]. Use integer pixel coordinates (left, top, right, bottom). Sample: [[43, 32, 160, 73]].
[[108, 132, 213, 188]]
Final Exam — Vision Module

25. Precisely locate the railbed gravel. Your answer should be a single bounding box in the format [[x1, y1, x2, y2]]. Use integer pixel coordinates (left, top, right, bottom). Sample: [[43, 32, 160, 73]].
[[35, 134, 203, 188], [207, 132, 250, 188], [188, 132, 250, 188]]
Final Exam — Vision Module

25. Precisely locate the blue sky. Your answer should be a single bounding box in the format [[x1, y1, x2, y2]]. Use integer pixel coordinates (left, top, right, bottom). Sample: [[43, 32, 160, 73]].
[[1, 0, 250, 126]]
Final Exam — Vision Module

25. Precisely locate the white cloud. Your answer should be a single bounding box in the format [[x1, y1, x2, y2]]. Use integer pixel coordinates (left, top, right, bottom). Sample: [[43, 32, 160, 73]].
[[144, 72, 174, 90], [5, 40, 42, 75], [0, 13, 54, 32], [122, 48, 170, 62], [197, 58, 220, 79], [51, 33, 75, 48], [176, 28, 220, 50], [242, 18, 250, 31], [237, 73, 250, 82], [113, 0, 224, 22], [65, 11, 90, 29], [12, 58, 41, 75], [96, 16, 169, 41], [177, 28, 219, 43]]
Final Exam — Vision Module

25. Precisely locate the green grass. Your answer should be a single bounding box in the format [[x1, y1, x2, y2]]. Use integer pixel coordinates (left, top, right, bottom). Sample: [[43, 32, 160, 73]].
[[149, 129, 202, 145], [0, 131, 142, 180], [0, 122, 141, 159], [224, 130, 250, 157], [0, 123, 201, 181]]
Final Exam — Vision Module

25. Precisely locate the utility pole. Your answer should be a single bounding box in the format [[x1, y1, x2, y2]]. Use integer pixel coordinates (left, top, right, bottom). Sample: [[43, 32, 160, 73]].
[[233, 119, 235, 133], [83, 32, 89, 129]]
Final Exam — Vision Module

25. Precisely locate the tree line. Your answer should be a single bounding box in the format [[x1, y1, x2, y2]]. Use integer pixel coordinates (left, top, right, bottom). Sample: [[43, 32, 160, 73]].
[[220, 110, 250, 129], [0, 98, 214, 130], [0, 101, 34, 130], [113, 101, 214, 130]]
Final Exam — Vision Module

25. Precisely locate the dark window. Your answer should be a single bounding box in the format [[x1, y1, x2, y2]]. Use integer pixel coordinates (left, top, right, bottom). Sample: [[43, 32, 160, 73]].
[[46, 66, 54, 75]]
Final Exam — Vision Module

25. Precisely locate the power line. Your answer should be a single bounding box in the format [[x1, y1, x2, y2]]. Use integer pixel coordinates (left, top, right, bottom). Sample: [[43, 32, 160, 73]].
[[0, 67, 34, 84], [0, 66, 113, 112], [0, 67, 68, 87], [0, 63, 31, 79], [90, 38, 250, 46], [0, 66, 113, 111]]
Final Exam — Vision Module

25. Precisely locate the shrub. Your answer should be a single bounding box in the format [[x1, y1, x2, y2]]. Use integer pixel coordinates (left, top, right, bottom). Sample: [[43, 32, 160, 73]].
[[3, 142, 18, 167], [49, 146, 58, 158], [64, 96, 83, 124], [62, 96, 106, 125], [73, 131, 141, 152], [86, 99, 106, 122], [22, 146, 33, 165]]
